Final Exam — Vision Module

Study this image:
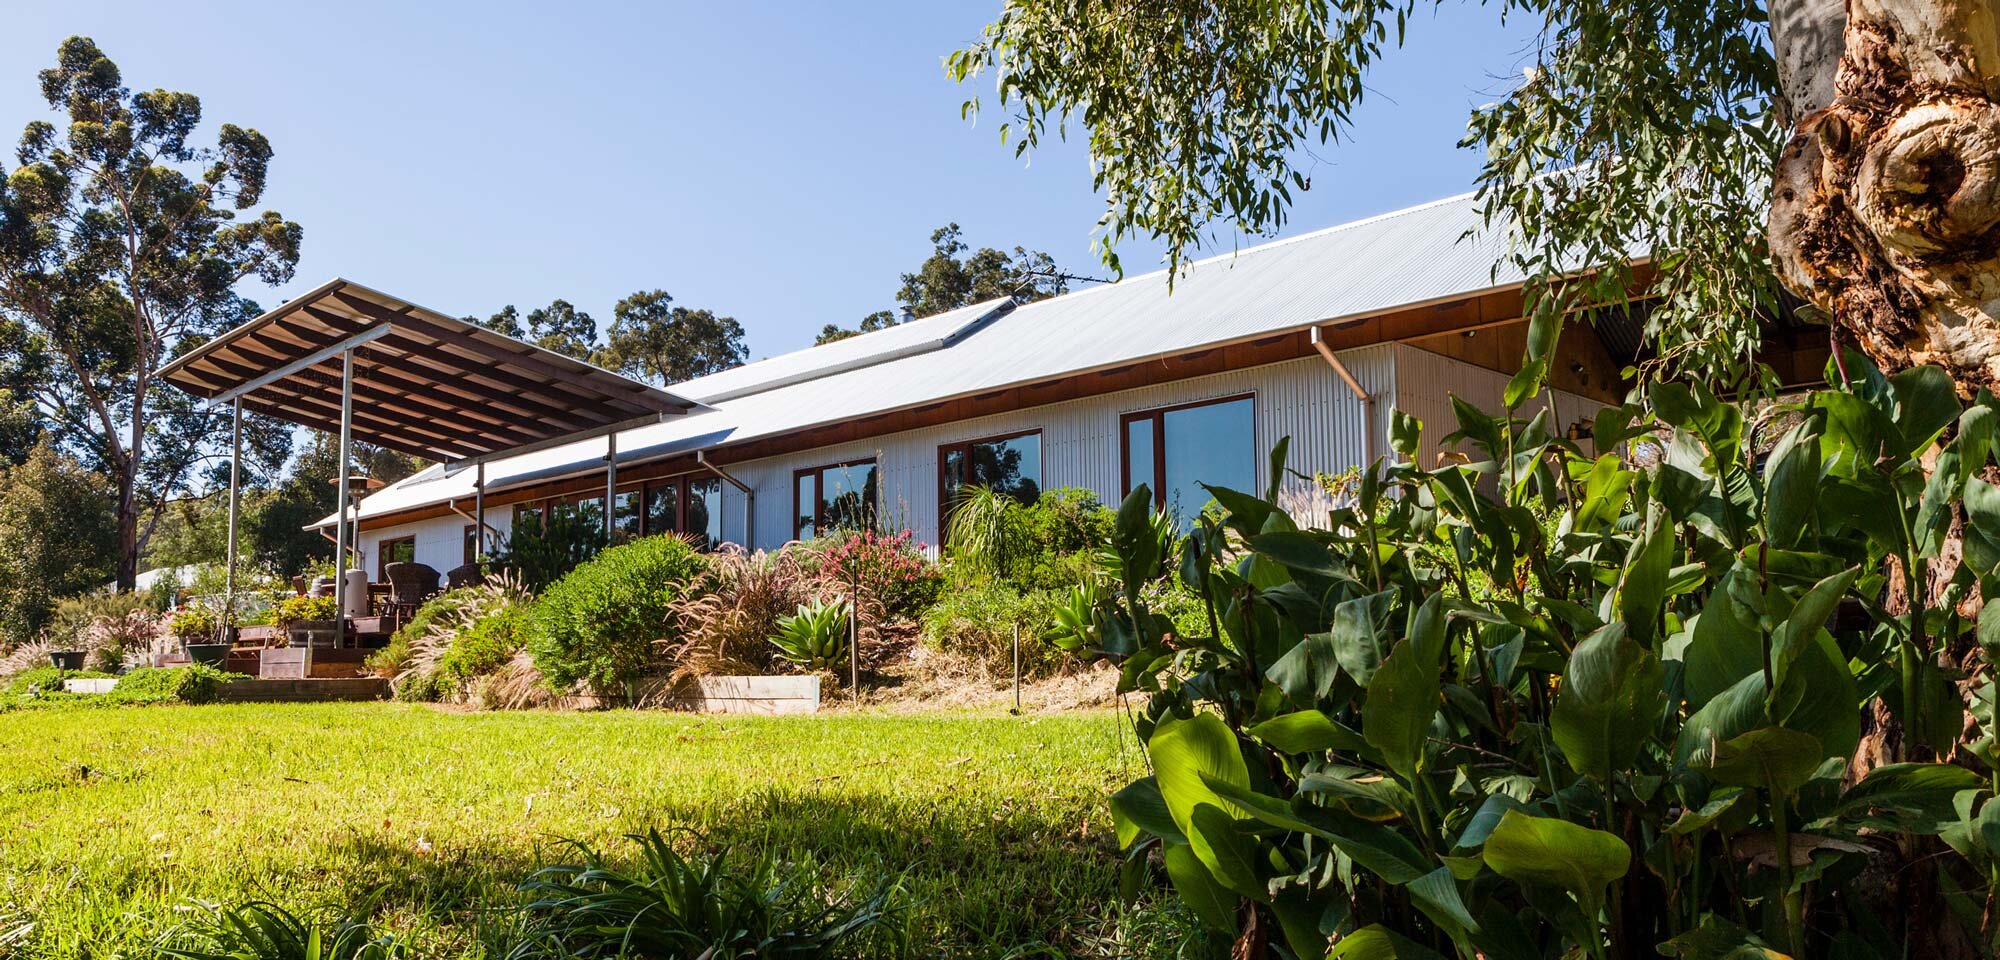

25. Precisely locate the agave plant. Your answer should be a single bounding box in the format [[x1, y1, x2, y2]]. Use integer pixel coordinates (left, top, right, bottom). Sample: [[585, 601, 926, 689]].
[[770, 599, 851, 671], [156, 900, 405, 960], [513, 829, 902, 959]]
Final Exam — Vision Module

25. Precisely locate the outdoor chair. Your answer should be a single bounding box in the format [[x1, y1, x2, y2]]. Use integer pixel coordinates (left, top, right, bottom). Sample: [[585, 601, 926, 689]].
[[385, 561, 441, 619], [445, 562, 485, 591]]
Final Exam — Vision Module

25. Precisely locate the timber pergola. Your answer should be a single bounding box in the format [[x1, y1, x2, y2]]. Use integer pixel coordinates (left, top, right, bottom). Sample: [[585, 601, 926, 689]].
[[160, 278, 702, 653]]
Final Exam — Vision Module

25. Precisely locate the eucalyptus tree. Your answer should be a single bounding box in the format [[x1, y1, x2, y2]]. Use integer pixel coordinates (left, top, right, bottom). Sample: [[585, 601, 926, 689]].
[[0, 37, 302, 589], [817, 223, 1070, 344], [596, 289, 747, 385], [951, 2, 2000, 403]]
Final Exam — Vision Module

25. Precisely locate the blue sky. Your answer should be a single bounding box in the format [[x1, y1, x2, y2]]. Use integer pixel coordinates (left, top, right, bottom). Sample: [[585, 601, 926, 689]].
[[3, 2, 1538, 363]]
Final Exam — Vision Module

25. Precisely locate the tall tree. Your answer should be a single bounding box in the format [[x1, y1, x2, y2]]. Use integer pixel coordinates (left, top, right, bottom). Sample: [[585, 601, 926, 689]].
[[0, 37, 302, 589], [467, 299, 597, 360], [595, 289, 747, 385], [817, 223, 1070, 344], [0, 444, 117, 644]]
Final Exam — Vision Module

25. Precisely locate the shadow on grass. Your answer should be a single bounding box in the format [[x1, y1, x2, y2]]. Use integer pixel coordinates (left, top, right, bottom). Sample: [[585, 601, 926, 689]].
[[301, 786, 1126, 957]]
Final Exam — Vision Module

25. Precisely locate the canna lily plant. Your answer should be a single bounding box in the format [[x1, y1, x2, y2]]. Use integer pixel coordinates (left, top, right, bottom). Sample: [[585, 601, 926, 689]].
[[1085, 350, 2000, 958]]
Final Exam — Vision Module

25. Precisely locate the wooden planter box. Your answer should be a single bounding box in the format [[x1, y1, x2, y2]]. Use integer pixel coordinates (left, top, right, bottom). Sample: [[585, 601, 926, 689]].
[[285, 620, 341, 648], [662, 675, 821, 715]]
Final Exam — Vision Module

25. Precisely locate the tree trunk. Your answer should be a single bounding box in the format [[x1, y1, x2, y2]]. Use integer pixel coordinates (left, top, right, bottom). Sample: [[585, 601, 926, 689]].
[[1770, 0, 2000, 395]]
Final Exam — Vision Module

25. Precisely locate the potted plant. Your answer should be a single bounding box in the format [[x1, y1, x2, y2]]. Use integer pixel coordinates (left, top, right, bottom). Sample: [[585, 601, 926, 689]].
[[170, 607, 230, 668], [47, 649, 86, 672], [272, 595, 340, 648]]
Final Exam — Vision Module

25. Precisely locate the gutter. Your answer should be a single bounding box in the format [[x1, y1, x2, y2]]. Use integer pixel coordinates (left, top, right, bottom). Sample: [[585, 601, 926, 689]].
[[696, 450, 756, 547], [1310, 326, 1380, 470]]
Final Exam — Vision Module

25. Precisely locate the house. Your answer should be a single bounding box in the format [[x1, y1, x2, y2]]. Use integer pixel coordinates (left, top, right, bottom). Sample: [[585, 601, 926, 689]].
[[163, 189, 1825, 582]]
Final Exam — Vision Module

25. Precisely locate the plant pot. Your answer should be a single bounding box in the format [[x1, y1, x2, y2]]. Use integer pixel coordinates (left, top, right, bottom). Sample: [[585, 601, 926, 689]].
[[47, 650, 85, 672], [184, 643, 230, 668]]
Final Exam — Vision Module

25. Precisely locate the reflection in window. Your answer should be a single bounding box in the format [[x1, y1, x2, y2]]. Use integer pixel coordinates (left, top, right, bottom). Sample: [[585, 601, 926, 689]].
[[940, 432, 1041, 519], [793, 460, 878, 538], [378, 536, 416, 579], [646, 481, 679, 535], [796, 472, 818, 540], [1123, 396, 1256, 526], [686, 477, 723, 548], [613, 490, 643, 540]]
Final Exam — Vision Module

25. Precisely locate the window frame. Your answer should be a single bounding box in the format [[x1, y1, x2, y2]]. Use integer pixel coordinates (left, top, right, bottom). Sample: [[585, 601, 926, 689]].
[[463, 524, 478, 566], [377, 535, 417, 580], [1119, 392, 1258, 511], [937, 428, 1044, 523], [792, 457, 880, 540]]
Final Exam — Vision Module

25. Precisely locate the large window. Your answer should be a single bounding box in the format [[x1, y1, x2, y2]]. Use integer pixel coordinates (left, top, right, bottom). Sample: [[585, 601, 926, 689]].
[[686, 477, 723, 548], [1122, 395, 1256, 524], [939, 430, 1042, 519], [377, 536, 416, 579], [793, 459, 879, 539]]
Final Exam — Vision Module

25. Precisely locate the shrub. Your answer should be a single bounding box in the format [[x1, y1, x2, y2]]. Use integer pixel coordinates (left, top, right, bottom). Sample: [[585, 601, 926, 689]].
[[917, 580, 1066, 677], [514, 829, 903, 959], [494, 509, 609, 591], [270, 595, 337, 629], [803, 528, 940, 619], [436, 604, 528, 691], [4, 665, 115, 700], [110, 664, 239, 704], [389, 576, 531, 703], [168, 607, 221, 644], [0, 445, 118, 646], [942, 486, 1111, 592], [771, 599, 851, 672], [528, 535, 704, 698], [368, 588, 481, 679], [669, 546, 811, 679]]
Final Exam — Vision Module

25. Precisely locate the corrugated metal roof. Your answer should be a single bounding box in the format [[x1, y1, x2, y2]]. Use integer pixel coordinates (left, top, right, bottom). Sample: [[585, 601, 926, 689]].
[[328, 189, 1522, 525], [671, 297, 1014, 402]]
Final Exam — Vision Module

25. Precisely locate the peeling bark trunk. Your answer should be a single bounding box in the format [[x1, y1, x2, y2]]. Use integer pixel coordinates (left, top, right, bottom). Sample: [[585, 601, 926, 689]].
[[1770, 0, 2000, 396]]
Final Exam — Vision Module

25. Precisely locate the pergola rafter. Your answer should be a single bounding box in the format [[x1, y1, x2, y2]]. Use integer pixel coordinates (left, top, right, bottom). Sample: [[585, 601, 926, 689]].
[[160, 278, 704, 649]]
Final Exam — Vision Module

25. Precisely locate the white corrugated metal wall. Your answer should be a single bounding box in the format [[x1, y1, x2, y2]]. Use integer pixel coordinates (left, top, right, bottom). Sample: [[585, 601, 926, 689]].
[[356, 343, 1619, 566], [1392, 344, 1601, 467], [703, 346, 1394, 550]]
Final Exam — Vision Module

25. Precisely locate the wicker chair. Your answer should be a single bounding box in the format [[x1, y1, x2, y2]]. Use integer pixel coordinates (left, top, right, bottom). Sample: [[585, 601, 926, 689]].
[[445, 562, 485, 591], [384, 561, 441, 619]]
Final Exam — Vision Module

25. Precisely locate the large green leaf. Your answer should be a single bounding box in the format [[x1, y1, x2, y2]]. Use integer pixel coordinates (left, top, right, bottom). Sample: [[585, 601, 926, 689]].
[[1109, 777, 1184, 848], [1187, 801, 1263, 896], [1761, 419, 1820, 549], [1831, 762, 1985, 828], [1162, 842, 1237, 933], [1152, 712, 1240, 884], [1704, 726, 1825, 796], [1209, 776, 1429, 883], [1250, 710, 1342, 754], [1268, 629, 1342, 703], [1364, 594, 1445, 779], [1889, 364, 1959, 457], [1551, 622, 1664, 781], [1680, 566, 1763, 710], [1407, 866, 1480, 941], [1618, 506, 1674, 644], [1331, 589, 1398, 687], [1250, 530, 1344, 578], [1326, 924, 1446, 959], [1481, 810, 1630, 911]]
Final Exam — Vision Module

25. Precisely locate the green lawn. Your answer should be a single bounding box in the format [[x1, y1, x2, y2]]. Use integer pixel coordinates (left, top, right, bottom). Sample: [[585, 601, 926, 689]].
[[0, 703, 1170, 958]]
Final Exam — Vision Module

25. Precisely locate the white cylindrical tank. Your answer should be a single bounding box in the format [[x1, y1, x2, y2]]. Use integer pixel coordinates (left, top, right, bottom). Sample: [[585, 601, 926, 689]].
[[342, 569, 370, 619]]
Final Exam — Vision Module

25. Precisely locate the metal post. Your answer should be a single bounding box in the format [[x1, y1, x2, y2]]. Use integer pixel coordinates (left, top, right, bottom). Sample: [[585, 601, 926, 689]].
[[849, 562, 860, 697], [474, 461, 486, 560], [605, 433, 618, 539], [1012, 622, 1022, 713], [330, 349, 355, 669], [223, 401, 242, 641]]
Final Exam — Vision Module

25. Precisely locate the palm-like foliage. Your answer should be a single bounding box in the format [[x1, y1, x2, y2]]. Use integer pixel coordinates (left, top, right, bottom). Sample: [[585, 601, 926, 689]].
[[513, 829, 902, 959]]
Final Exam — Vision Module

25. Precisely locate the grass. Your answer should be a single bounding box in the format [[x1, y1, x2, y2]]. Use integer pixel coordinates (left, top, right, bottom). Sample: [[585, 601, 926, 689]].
[[0, 702, 1187, 958]]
